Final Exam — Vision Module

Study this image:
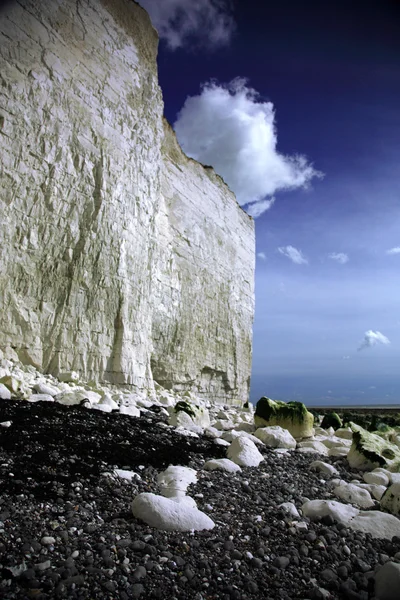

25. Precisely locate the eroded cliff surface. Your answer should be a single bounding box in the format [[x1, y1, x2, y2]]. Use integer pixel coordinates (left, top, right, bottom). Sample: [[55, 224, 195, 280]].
[[0, 0, 255, 404]]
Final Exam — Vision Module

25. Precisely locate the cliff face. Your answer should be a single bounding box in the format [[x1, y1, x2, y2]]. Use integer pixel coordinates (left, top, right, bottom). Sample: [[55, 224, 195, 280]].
[[0, 0, 255, 404]]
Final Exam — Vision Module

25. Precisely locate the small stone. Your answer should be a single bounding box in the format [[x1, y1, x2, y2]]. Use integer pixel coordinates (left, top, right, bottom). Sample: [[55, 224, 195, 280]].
[[131, 583, 145, 598], [41, 536, 55, 545], [320, 568, 338, 582], [133, 566, 147, 580], [273, 556, 290, 569]]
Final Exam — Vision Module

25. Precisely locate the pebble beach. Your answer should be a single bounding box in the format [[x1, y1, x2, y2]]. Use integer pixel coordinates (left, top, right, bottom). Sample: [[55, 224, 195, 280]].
[[1, 392, 400, 600]]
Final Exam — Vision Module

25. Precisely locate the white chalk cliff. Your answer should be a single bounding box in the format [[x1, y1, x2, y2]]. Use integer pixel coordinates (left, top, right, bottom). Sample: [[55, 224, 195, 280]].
[[0, 0, 255, 404]]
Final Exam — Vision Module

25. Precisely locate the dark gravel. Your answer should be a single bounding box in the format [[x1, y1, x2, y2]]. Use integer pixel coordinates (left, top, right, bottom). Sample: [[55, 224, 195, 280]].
[[0, 399, 399, 599]]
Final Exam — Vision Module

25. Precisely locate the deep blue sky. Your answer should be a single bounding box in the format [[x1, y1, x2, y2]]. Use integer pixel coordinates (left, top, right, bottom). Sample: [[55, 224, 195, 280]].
[[145, 0, 400, 406]]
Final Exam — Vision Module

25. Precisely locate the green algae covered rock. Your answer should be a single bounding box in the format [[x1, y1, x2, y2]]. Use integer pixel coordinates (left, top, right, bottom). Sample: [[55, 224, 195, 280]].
[[347, 424, 400, 472], [254, 397, 314, 439], [168, 401, 210, 430], [321, 412, 342, 431]]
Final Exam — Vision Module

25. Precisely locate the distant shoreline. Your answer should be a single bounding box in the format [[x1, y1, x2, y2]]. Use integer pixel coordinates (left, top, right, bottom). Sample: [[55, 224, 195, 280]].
[[306, 404, 400, 412]]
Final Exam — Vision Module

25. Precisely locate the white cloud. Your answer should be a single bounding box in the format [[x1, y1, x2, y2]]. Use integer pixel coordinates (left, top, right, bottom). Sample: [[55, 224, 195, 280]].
[[328, 252, 349, 264], [174, 79, 322, 212], [387, 247, 400, 255], [278, 245, 308, 265], [257, 252, 266, 261], [138, 0, 235, 50], [246, 197, 275, 218], [358, 330, 391, 351]]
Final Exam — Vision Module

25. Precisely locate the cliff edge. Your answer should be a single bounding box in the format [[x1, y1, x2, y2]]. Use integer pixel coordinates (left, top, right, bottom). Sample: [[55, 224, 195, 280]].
[[0, 0, 255, 404]]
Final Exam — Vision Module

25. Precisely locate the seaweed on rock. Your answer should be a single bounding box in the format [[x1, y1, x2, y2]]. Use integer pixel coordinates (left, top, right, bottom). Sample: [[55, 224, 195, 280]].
[[255, 397, 309, 424]]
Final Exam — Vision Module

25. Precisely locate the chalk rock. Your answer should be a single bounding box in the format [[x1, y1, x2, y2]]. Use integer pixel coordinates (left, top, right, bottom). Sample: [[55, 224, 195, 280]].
[[93, 394, 119, 412], [0, 376, 20, 394], [353, 483, 386, 501], [222, 430, 264, 446], [56, 391, 89, 406], [310, 461, 339, 478], [333, 482, 375, 509], [0, 383, 11, 400], [279, 502, 300, 518], [303, 499, 400, 539], [254, 426, 296, 449], [214, 438, 230, 447], [321, 436, 352, 449], [235, 421, 255, 433], [169, 402, 210, 430], [375, 561, 400, 600], [328, 446, 350, 457], [381, 483, 400, 516], [58, 372, 80, 383], [254, 397, 314, 438], [363, 471, 390, 486], [227, 437, 264, 467], [132, 493, 214, 531], [204, 427, 222, 439], [113, 469, 141, 482], [119, 405, 140, 418], [203, 459, 242, 473], [347, 424, 400, 471], [33, 382, 60, 396], [214, 420, 235, 431], [335, 427, 353, 440], [297, 440, 329, 456], [302, 499, 359, 525], [157, 466, 197, 498], [0, 421, 12, 428], [28, 394, 54, 403]]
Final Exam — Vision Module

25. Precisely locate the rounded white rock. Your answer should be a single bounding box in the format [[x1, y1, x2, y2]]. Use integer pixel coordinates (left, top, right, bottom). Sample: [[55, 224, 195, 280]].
[[227, 436, 264, 467], [131, 493, 215, 531], [203, 458, 242, 473]]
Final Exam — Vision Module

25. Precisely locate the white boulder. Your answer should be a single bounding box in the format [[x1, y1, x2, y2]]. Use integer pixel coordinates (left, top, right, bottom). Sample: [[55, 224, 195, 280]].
[[55, 391, 89, 406], [353, 483, 386, 501], [222, 430, 264, 446], [333, 482, 375, 509], [203, 459, 242, 473], [204, 427, 222, 439], [93, 394, 119, 412], [227, 436, 264, 467], [132, 493, 214, 531], [335, 427, 353, 440], [328, 446, 350, 457], [157, 466, 197, 498], [302, 499, 400, 539], [310, 461, 339, 478], [381, 483, 400, 516], [254, 426, 296, 449], [114, 469, 141, 482], [297, 440, 329, 456], [278, 502, 300, 518], [214, 419, 235, 431], [32, 382, 60, 396], [0, 383, 11, 400], [28, 394, 54, 402], [57, 371, 80, 383], [169, 402, 210, 430], [119, 405, 140, 417], [214, 438, 230, 447], [363, 471, 390, 486]]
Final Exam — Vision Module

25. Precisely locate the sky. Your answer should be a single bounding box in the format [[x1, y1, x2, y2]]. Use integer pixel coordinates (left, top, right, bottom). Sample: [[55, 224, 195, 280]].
[[139, 0, 400, 406]]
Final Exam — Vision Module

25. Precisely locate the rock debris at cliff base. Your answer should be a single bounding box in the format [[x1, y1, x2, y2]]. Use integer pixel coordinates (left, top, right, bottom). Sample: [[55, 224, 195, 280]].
[[1, 401, 400, 599]]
